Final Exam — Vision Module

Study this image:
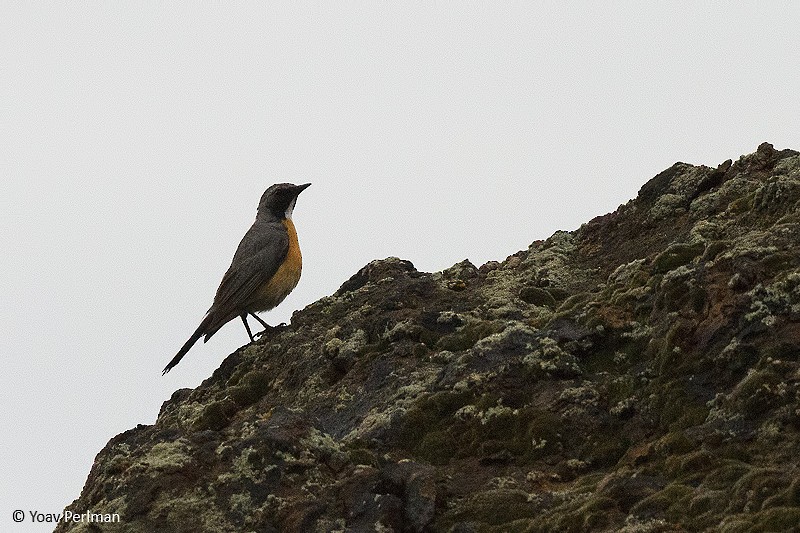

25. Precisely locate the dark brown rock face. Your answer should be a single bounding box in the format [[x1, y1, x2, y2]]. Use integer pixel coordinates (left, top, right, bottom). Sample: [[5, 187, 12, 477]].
[[59, 144, 800, 532]]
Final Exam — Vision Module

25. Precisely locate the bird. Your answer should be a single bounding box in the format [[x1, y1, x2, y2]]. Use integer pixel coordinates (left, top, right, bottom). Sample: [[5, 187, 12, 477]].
[[162, 182, 311, 374]]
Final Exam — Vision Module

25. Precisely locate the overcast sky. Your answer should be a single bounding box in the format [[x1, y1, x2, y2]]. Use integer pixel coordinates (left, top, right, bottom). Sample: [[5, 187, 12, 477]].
[[2, 3, 799, 530]]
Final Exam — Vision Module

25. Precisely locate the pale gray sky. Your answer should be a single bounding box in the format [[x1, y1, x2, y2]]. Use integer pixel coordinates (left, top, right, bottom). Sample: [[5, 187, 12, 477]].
[[2, 3, 798, 530]]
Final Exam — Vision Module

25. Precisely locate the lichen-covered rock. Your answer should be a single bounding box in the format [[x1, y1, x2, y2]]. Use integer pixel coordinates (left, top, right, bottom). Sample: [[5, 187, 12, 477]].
[[59, 144, 800, 532]]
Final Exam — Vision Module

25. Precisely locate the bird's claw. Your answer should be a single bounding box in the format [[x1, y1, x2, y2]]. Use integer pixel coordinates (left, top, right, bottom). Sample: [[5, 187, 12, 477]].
[[254, 322, 288, 339]]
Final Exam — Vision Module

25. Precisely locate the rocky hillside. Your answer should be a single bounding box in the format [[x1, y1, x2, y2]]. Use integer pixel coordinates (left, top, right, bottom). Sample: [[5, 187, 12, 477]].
[[59, 143, 800, 532]]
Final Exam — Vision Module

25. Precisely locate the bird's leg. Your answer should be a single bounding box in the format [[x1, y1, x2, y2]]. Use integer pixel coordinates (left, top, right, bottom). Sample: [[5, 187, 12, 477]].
[[250, 313, 270, 329], [250, 313, 273, 338], [241, 314, 256, 343]]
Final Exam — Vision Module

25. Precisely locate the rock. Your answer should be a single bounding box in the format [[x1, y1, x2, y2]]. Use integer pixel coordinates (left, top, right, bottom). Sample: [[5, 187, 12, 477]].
[[57, 144, 800, 532]]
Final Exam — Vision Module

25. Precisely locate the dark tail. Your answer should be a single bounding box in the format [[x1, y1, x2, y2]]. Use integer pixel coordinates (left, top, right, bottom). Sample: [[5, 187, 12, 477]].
[[162, 313, 215, 375]]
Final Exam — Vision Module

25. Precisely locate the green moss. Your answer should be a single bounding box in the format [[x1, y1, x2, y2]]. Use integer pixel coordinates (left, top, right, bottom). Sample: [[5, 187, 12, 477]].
[[758, 251, 794, 275], [652, 242, 706, 274], [346, 448, 378, 467], [630, 482, 694, 518], [402, 399, 569, 465], [714, 443, 751, 463], [357, 340, 391, 358], [658, 431, 695, 455], [396, 390, 473, 452], [670, 405, 710, 431], [548, 288, 570, 301], [418, 328, 440, 348], [193, 399, 236, 431], [729, 468, 790, 514], [701, 461, 750, 490], [786, 477, 800, 507], [731, 369, 785, 414], [436, 320, 506, 352], [105, 457, 132, 477], [230, 369, 271, 407], [520, 409, 565, 460], [658, 273, 704, 314], [702, 240, 730, 261], [763, 341, 800, 361], [553, 292, 592, 317], [656, 322, 695, 375], [437, 489, 537, 528], [667, 450, 719, 479], [474, 393, 501, 411], [651, 380, 706, 428], [519, 287, 557, 307], [526, 496, 619, 533], [748, 507, 800, 532], [571, 496, 616, 531], [728, 193, 755, 213], [481, 411, 519, 444], [573, 472, 605, 492], [583, 328, 649, 375], [688, 492, 716, 515], [417, 430, 458, 465], [578, 434, 628, 468]]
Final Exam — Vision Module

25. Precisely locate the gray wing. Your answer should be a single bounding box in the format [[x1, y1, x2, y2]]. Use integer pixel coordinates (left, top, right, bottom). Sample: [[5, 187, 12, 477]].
[[204, 220, 288, 337]]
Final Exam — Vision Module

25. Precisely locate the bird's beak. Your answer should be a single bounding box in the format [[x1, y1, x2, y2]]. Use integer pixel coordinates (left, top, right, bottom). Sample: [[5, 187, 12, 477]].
[[295, 183, 311, 195]]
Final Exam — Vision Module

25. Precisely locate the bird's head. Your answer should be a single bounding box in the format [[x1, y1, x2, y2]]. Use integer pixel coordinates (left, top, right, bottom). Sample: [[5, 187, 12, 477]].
[[257, 182, 311, 220]]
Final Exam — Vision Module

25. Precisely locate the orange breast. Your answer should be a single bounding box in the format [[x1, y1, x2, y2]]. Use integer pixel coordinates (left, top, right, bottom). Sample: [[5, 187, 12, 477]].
[[252, 218, 302, 311]]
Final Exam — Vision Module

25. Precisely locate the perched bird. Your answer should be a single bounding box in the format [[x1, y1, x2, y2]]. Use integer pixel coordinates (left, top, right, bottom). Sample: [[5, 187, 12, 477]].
[[162, 183, 311, 374]]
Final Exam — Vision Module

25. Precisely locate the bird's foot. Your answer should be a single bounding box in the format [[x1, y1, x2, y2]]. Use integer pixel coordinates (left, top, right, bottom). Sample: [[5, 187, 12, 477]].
[[254, 326, 272, 339], [254, 322, 288, 339]]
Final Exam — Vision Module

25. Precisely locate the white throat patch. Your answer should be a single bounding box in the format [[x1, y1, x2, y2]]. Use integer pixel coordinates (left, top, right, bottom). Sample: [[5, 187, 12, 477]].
[[285, 197, 297, 219]]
